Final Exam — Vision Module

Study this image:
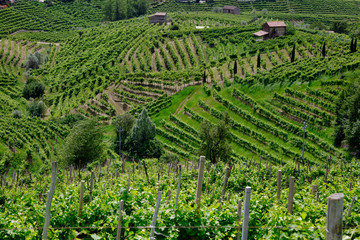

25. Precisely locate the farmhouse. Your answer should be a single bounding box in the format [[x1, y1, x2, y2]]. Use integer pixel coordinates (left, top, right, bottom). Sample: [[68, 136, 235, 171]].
[[223, 5, 240, 15], [149, 12, 167, 25], [0, 0, 9, 6], [253, 21, 287, 40]]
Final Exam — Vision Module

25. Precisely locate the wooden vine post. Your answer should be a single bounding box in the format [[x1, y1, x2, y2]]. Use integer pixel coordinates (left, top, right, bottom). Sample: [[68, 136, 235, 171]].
[[89, 172, 94, 203], [42, 161, 57, 240], [78, 180, 85, 217], [150, 191, 163, 240], [116, 200, 124, 240], [288, 176, 295, 214], [175, 165, 181, 209], [242, 187, 251, 240], [277, 170, 281, 204], [195, 156, 205, 209], [326, 193, 344, 240], [220, 166, 231, 204], [237, 199, 242, 240], [143, 160, 150, 185]]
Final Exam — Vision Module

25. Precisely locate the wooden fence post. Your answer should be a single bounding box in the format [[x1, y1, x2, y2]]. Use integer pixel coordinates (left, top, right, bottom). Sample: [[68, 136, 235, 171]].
[[116, 200, 124, 240], [78, 180, 85, 217], [237, 199, 242, 240], [326, 193, 344, 240], [127, 168, 131, 193], [277, 170, 281, 204], [89, 172, 94, 203], [150, 191, 163, 240], [220, 167, 231, 203], [195, 156, 205, 209], [242, 187, 251, 240], [175, 165, 181, 209], [42, 161, 57, 240], [288, 176, 295, 214]]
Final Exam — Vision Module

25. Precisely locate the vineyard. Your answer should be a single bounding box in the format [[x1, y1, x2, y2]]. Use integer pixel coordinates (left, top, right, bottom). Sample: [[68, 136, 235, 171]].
[[0, 1, 360, 239]]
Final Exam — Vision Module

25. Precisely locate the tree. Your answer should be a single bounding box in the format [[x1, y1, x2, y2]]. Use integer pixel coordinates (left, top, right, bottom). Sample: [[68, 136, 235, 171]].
[[322, 42, 326, 57], [334, 79, 360, 158], [203, 70, 206, 84], [112, 113, 135, 153], [262, 8, 268, 15], [233, 60, 237, 75], [60, 118, 104, 167], [25, 53, 39, 70], [257, 52, 261, 68], [22, 79, 45, 99], [355, 38, 357, 52], [27, 100, 46, 117], [104, 0, 113, 21], [350, 39, 354, 53], [130, 109, 162, 159], [291, 44, 296, 62], [198, 115, 232, 164], [331, 22, 348, 34]]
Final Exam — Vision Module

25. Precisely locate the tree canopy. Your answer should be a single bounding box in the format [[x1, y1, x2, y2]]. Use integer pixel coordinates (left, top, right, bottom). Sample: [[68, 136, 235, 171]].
[[59, 118, 104, 167], [198, 113, 232, 164]]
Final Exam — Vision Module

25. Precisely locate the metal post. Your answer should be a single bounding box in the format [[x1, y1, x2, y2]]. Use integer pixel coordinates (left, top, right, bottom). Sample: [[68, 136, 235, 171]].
[[242, 187, 251, 240], [116, 200, 124, 240], [42, 161, 57, 240]]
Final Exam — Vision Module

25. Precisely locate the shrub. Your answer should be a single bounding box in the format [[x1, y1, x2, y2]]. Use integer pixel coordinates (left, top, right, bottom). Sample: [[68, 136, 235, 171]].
[[22, 80, 45, 99], [27, 100, 46, 117], [25, 53, 40, 70], [12, 110, 22, 118]]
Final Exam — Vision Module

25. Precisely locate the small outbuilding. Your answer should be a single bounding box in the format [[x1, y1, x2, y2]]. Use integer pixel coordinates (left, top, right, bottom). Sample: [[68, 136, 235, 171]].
[[149, 12, 167, 25], [223, 5, 240, 15], [253, 21, 286, 40]]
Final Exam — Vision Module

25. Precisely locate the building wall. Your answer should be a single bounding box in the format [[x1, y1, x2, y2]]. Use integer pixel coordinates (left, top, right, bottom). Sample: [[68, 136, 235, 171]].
[[149, 16, 167, 25], [231, 8, 240, 15]]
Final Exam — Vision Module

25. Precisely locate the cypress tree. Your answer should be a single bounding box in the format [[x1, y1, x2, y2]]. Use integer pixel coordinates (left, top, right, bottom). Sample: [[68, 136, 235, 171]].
[[291, 44, 295, 62], [322, 42, 326, 57], [350, 38, 354, 53], [203, 70, 206, 84], [233, 60, 238, 75], [257, 52, 261, 68], [355, 38, 357, 52]]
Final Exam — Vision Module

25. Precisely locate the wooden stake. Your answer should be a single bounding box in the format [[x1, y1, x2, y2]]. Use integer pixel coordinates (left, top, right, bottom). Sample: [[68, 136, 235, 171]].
[[195, 156, 205, 209], [277, 170, 281, 204], [175, 165, 181, 209], [42, 161, 57, 240], [242, 187, 251, 240], [127, 168, 131, 193], [167, 189, 171, 204], [116, 200, 124, 240], [220, 167, 231, 203], [78, 180, 85, 217], [143, 160, 150, 185], [312, 185, 317, 196], [288, 176, 295, 214], [345, 196, 356, 228], [326, 193, 344, 240], [150, 191, 162, 240], [236, 199, 242, 240], [89, 172, 94, 203]]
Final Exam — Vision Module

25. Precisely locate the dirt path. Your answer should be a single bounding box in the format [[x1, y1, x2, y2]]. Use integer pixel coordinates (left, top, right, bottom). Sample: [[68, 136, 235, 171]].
[[37, 42, 60, 47], [175, 88, 199, 114]]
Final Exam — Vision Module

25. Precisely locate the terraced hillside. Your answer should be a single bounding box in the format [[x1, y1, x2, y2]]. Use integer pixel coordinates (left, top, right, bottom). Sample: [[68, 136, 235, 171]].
[[151, 0, 360, 16], [0, 0, 103, 38]]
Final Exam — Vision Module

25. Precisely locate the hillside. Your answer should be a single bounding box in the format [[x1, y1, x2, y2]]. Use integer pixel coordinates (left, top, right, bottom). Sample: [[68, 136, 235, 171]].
[[0, 2, 360, 239]]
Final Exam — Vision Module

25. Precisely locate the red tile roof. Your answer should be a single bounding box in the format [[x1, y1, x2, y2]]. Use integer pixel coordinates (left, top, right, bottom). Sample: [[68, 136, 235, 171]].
[[265, 21, 287, 27]]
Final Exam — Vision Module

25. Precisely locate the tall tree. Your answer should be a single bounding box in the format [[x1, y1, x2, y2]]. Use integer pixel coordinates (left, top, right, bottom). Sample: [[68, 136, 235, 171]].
[[257, 52, 261, 68], [130, 108, 162, 159], [322, 42, 326, 57], [350, 38, 354, 53], [199, 114, 232, 164], [113, 0, 121, 21], [291, 44, 295, 62], [112, 113, 135, 153], [233, 60, 238, 75], [104, 0, 113, 21], [60, 118, 104, 167], [355, 38, 357, 52]]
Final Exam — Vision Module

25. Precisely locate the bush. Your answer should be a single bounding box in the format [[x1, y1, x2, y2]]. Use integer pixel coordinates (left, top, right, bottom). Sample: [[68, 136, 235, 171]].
[[25, 53, 40, 70], [159, 152, 179, 164], [22, 80, 45, 99], [12, 110, 22, 118], [27, 100, 46, 117]]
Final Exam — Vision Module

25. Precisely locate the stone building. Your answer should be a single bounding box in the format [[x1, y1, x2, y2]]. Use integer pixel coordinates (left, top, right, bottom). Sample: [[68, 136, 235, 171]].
[[253, 21, 287, 40], [222, 5, 240, 15], [149, 12, 167, 25]]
